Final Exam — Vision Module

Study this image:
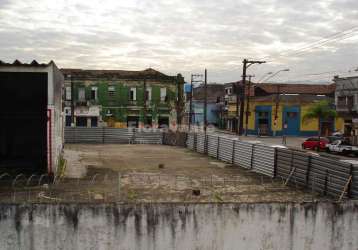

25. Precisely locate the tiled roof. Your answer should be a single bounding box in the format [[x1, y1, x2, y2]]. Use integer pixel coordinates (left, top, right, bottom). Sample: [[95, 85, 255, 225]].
[[255, 83, 336, 95], [252, 94, 333, 103], [60, 68, 175, 80]]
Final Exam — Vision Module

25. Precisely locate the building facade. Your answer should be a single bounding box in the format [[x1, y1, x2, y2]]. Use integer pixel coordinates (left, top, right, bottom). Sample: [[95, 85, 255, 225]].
[[184, 83, 225, 127], [61, 68, 184, 129], [334, 75, 358, 136], [221, 82, 343, 136]]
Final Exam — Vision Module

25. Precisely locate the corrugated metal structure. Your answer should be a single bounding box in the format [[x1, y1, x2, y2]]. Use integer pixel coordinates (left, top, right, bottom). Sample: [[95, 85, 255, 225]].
[[276, 149, 353, 199], [65, 128, 162, 144], [252, 144, 276, 177], [233, 141, 254, 169], [196, 133, 206, 154], [186, 133, 195, 150], [218, 137, 234, 163], [186, 132, 358, 200], [352, 164, 358, 198], [134, 131, 162, 144], [104, 128, 134, 144], [207, 135, 219, 158]]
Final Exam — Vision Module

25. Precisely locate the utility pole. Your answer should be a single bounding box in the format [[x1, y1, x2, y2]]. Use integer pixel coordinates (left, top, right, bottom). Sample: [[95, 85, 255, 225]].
[[189, 75, 193, 131], [204, 69, 208, 133], [244, 75, 254, 136], [189, 74, 203, 131], [143, 78, 147, 126], [70, 74, 75, 127], [238, 59, 266, 135]]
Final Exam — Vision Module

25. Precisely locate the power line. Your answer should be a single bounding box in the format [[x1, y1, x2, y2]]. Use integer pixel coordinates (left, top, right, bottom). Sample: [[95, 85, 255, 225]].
[[260, 26, 358, 62]]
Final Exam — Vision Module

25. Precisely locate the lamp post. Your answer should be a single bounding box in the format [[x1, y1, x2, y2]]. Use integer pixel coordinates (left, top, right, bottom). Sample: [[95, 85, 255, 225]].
[[259, 69, 290, 83]]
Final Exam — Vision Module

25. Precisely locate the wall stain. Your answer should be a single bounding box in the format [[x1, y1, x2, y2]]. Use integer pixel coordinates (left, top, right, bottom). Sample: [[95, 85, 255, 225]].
[[61, 205, 79, 230]]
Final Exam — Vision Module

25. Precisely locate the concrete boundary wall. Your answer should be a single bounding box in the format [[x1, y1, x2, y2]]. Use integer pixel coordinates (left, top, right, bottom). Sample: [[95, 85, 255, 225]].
[[187, 133, 358, 199], [0, 202, 357, 250]]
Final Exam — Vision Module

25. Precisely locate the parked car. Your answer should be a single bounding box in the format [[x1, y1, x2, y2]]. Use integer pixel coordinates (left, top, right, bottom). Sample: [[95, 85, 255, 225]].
[[326, 135, 344, 143], [326, 139, 358, 156], [301, 137, 329, 150]]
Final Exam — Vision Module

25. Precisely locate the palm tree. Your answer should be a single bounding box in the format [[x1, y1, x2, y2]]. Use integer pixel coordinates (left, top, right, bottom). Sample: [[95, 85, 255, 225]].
[[302, 100, 337, 151]]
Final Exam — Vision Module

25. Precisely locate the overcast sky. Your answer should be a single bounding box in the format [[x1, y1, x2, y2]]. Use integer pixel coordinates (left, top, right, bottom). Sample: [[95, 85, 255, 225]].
[[0, 0, 358, 83]]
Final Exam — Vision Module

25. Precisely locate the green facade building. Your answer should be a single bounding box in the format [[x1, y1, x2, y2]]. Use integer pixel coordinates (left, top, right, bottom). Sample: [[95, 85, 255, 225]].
[[61, 68, 184, 129]]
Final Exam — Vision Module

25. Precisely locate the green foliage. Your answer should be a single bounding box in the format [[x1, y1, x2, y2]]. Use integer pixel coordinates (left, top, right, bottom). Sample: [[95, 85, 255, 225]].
[[127, 190, 138, 201], [118, 84, 129, 105], [137, 87, 144, 105], [117, 107, 127, 122], [302, 100, 337, 123], [152, 86, 160, 104], [139, 108, 145, 123], [152, 104, 158, 120], [97, 81, 108, 106]]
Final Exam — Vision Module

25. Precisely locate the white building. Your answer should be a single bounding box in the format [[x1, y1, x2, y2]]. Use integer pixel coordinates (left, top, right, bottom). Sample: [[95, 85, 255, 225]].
[[0, 60, 64, 178]]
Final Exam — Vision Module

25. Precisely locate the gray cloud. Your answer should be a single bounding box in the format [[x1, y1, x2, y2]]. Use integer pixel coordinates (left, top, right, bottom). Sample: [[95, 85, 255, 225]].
[[0, 0, 357, 82]]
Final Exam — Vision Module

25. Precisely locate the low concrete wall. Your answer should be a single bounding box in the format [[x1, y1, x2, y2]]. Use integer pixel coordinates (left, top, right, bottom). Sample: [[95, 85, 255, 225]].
[[0, 202, 357, 250]]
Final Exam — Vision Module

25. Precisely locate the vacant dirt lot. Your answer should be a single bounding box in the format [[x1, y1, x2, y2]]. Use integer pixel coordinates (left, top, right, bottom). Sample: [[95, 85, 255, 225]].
[[59, 144, 321, 203]]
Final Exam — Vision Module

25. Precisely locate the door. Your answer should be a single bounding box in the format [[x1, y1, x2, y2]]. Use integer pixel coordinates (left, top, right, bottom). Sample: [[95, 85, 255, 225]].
[[283, 106, 300, 136], [255, 106, 272, 135], [76, 117, 87, 127], [158, 117, 169, 128], [127, 116, 139, 128], [91, 117, 98, 127]]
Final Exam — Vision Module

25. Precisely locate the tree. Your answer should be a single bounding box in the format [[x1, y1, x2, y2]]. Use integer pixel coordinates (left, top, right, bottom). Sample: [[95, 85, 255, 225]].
[[302, 100, 337, 151]]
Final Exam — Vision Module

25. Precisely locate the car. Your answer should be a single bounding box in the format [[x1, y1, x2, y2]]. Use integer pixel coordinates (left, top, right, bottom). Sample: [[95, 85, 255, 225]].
[[326, 139, 358, 156], [301, 137, 329, 150], [326, 135, 344, 143]]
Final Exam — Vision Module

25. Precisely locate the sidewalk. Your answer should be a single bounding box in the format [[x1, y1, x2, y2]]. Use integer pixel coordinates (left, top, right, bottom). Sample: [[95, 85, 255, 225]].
[[213, 129, 306, 149]]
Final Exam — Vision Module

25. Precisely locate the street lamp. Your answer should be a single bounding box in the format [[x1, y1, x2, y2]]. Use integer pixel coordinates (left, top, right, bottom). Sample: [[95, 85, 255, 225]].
[[258, 68, 290, 83]]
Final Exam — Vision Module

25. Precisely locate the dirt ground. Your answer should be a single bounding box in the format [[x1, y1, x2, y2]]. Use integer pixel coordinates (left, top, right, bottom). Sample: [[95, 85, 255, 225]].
[[57, 144, 321, 203]]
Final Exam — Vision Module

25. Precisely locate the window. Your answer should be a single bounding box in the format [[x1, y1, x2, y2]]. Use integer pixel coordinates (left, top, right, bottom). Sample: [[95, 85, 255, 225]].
[[225, 87, 232, 95], [91, 87, 98, 100], [78, 88, 85, 101], [130, 87, 136, 101], [65, 86, 71, 100], [146, 87, 152, 101], [108, 86, 115, 97], [160, 88, 167, 102], [338, 96, 354, 109], [347, 96, 354, 108]]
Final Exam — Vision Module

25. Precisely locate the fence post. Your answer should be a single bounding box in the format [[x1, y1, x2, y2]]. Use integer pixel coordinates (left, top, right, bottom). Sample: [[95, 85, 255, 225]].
[[74, 127, 77, 143], [232, 140, 236, 164], [324, 169, 329, 196], [348, 164, 354, 198], [102, 127, 105, 144], [133, 128, 136, 144], [194, 133, 198, 152], [250, 144, 255, 169], [185, 132, 188, 148], [162, 131, 165, 145], [273, 148, 278, 178], [306, 155, 312, 186], [216, 137, 220, 160]]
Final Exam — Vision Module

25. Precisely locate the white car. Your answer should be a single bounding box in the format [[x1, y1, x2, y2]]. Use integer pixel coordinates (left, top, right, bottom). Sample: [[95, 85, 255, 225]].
[[327, 140, 358, 156]]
